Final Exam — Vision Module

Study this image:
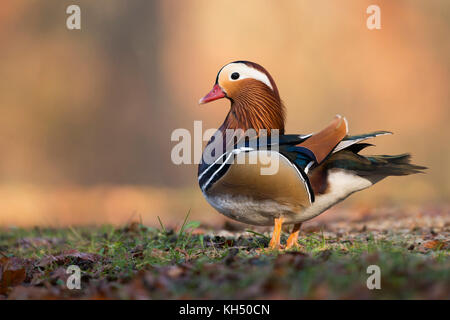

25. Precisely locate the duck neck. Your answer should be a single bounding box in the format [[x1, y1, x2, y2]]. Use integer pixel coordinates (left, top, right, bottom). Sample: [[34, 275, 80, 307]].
[[221, 87, 285, 135]]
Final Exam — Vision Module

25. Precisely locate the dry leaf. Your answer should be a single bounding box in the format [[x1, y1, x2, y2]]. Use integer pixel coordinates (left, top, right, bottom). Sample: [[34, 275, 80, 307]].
[[423, 240, 445, 250]]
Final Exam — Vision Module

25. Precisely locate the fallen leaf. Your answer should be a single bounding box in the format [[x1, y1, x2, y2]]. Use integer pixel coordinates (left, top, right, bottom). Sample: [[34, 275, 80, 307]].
[[1, 269, 26, 290], [0, 258, 27, 294], [37, 255, 57, 267], [423, 240, 445, 250]]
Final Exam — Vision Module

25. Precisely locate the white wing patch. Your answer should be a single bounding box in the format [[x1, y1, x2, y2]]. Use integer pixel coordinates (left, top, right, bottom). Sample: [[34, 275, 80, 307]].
[[333, 132, 392, 153]]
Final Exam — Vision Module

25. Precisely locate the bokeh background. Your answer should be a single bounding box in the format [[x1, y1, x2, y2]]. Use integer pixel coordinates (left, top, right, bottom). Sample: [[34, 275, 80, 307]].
[[0, 0, 449, 227]]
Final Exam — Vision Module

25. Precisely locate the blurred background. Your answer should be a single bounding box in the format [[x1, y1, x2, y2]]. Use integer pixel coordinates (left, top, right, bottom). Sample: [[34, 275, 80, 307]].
[[0, 0, 448, 227]]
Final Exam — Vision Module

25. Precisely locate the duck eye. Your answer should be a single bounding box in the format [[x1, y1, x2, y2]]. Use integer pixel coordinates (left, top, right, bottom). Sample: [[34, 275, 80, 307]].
[[231, 72, 240, 80]]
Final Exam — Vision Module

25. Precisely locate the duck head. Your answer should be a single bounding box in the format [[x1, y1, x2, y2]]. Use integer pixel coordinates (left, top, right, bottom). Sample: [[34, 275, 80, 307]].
[[199, 61, 285, 134]]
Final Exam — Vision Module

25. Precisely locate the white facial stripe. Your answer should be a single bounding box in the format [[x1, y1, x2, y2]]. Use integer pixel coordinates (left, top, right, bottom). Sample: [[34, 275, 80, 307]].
[[221, 63, 273, 90]]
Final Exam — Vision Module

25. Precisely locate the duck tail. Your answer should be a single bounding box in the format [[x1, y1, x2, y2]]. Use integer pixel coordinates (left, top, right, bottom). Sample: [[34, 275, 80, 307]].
[[324, 145, 427, 185], [363, 153, 427, 176], [333, 134, 427, 177]]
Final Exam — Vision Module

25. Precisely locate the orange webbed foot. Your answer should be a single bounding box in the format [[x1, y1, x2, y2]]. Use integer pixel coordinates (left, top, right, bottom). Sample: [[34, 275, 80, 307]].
[[285, 223, 302, 250], [268, 217, 284, 250]]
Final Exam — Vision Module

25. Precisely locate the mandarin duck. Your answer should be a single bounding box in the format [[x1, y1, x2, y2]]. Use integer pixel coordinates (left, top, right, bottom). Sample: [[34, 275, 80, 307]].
[[198, 61, 426, 250]]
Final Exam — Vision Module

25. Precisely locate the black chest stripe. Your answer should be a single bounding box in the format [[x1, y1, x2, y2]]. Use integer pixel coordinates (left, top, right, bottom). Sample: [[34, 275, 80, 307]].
[[199, 152, 234, 192]]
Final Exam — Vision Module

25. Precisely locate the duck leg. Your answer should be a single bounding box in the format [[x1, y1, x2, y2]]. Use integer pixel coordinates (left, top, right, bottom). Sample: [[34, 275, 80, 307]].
[[285, 223, 302, 249], [269, 217, 284, 250]]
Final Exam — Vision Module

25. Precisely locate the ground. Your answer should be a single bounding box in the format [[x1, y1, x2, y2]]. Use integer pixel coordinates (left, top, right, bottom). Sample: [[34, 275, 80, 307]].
[[0, 207, 448, 299]]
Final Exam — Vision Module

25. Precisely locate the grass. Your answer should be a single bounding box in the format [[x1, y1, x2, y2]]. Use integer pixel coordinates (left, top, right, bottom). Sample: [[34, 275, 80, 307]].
[[0, 212, 448, 299]]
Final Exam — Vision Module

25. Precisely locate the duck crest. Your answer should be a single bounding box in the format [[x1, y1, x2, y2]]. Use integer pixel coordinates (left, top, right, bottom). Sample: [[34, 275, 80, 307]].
[[218, 60, 285, 136]]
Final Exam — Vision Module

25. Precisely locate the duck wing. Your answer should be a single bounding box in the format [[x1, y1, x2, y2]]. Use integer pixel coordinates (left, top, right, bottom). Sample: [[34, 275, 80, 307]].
[[295, 115, 348, 164]]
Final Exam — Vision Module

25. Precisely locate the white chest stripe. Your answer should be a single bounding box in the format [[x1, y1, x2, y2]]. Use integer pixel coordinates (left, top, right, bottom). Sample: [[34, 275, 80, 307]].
[[201, 152, 234, 192], [198, 151, 229, 182], [200, 147, 254, 192]]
